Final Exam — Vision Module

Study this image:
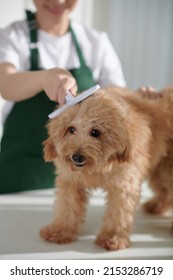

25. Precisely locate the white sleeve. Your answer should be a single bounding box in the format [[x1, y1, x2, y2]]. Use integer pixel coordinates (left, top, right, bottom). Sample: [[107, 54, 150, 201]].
[[0, 27, 19, 69], [0, 25, 26, 71], [98, 33, 126, 87]]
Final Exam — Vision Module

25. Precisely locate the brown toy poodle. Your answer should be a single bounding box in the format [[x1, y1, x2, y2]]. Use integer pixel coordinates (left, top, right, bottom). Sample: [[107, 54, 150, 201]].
[[40, 86, 173, 250]]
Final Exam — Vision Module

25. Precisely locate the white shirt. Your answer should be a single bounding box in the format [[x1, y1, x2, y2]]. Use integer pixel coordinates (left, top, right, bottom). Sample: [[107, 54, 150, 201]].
[[0, 19, 126, 124]]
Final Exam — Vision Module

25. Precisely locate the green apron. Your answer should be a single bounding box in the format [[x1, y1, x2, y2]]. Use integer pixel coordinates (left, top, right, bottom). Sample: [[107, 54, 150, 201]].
[[0, 10, 96, 194]]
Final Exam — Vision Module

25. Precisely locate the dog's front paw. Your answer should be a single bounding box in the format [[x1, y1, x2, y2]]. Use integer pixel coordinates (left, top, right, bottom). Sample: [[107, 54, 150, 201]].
[[95, 232, 130, 251], [40, 224, 77, 244]]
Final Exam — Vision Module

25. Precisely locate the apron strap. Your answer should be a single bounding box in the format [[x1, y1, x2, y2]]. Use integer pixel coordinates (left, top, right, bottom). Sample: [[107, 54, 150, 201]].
[[69, 22, 87, 68], [26, 10, 39, 70]]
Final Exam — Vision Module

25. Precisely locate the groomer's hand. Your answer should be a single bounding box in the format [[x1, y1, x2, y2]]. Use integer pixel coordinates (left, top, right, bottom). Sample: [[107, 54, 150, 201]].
[[137, 86, 162, 99], [42, 68, 77, 105]]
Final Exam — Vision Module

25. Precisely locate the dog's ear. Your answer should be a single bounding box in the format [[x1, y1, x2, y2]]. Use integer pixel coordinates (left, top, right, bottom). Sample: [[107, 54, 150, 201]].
[[116, 127, 131, 162], [108, 128, 131, 163], [116, 140, 131, 162], [43, 137, 58, 162]]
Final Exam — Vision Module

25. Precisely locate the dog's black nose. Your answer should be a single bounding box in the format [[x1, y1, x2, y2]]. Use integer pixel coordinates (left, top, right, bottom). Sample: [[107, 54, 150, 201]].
[[72, 154, 86, 164]]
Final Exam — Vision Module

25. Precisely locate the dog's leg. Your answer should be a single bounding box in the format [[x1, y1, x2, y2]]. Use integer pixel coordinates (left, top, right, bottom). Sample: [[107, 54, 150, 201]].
[[95, 179, 140, 251], [143, 186, 172, 215], [40, 176, 88, 244], [144, 151, 173, 215]]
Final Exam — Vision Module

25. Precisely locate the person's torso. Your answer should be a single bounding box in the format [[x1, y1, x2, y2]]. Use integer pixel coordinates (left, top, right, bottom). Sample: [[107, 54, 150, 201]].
[[0, 18, 105, 72]]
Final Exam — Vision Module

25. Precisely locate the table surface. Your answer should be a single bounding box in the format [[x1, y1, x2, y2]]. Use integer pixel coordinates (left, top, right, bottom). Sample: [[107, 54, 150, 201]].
[[0, 183, 172, 260]]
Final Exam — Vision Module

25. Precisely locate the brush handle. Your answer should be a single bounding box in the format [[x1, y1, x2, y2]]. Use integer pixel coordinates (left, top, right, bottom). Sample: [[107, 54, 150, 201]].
[[48, 85, 100, 119], [65, 91, 75, 103]]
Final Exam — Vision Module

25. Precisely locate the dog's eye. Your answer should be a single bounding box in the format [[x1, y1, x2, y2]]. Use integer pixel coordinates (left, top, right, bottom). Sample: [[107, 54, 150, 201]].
[[67, 126, 75, 134], [90, 129, 100, 137]]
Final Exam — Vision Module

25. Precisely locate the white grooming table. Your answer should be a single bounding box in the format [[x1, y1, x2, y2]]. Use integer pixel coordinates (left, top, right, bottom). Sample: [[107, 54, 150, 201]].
[[0, 183, 172, 260]]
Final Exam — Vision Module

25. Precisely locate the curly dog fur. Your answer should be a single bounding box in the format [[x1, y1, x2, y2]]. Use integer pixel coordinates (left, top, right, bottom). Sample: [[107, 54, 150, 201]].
[[40, 86, 173, 250]]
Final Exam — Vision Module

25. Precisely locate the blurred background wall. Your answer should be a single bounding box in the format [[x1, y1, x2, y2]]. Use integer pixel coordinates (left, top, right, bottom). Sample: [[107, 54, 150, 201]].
[[0, 0, 173, 136], [91, 0, 173, 90]]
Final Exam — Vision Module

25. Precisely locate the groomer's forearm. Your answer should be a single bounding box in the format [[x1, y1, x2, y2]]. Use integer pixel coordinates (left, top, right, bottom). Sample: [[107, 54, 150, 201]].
[[0, 70, 47, 101]]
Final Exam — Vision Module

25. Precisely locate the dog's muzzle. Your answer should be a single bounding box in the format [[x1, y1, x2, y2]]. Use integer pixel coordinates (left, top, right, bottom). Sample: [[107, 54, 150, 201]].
[[71, 154, 86, 167]]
